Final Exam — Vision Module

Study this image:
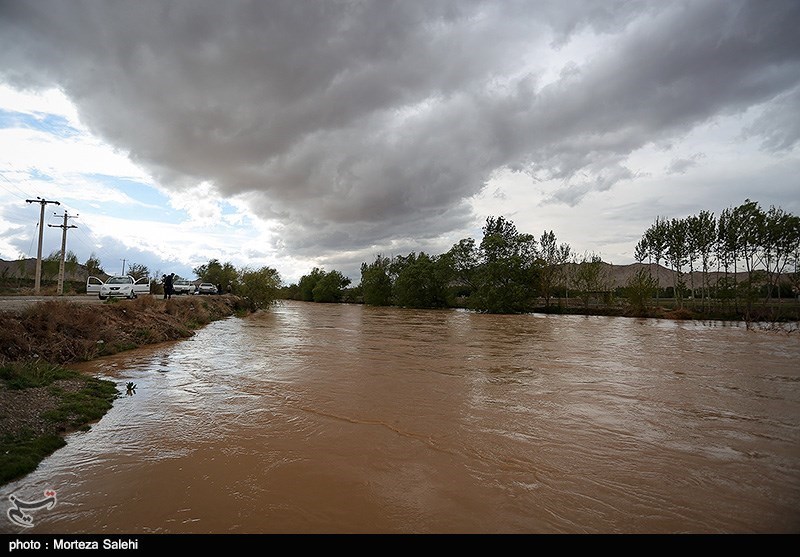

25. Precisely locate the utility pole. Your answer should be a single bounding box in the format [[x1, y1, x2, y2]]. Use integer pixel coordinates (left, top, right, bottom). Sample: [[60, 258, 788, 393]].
[[25, 197, 61, 294], [48, 211, 78, 296], [121, 259, 127, 276]]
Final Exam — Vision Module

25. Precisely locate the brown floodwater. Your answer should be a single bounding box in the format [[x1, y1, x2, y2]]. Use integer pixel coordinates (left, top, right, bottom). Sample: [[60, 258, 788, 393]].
[[2, 301, 799, 533]]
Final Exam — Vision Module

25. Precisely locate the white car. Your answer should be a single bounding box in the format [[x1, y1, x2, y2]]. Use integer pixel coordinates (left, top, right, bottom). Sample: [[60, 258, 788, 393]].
[[95, 276, 151, 300], [197, 283, 218, 295], [172, 279, 194, 295]]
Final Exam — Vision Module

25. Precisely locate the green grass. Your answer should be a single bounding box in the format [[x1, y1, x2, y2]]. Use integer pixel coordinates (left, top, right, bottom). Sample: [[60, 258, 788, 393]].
[[0, 432, 66, 485], [0, 362, 118, 486], [42, 378, 118, 428], [0, 361, 76, 390]]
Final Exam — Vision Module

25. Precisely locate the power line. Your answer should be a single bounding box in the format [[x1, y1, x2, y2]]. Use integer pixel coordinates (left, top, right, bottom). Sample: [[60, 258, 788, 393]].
[[2, 160, 47, 199], [72, 225, 116, 265], [26, 222, 37, 258], [0, 169, 33, 200]]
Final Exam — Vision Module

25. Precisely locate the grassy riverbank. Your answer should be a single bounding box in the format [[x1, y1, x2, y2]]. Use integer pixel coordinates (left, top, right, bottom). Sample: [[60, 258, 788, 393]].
[[0, 295, 251, 486], [0, 361, 117, 484]]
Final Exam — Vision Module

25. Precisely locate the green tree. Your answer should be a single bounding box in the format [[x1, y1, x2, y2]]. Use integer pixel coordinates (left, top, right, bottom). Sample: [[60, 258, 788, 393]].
[[762, 206, 800, 301], [193, 259, 239, 291], [665, 218, 689, 307], [687, 211, 716, 310], [789, 246, 800, 300], [391, 252, 452, 308], [472, 216, 539, 313], [15, 256, 29, 287], [42, 251, 60, 282], [298, 267, 326, 302], [85, 253, 104, 276], [538, 230, 571, 307], [63, 250, 79, 279], [238, 266, 281, 309], [446, 238, 479, 296], [717, 207, 739, 309], [360, 255, 393, 306], [625, 268, 659, 315], [312, 270, 351, 303], [642, 216, 669, 302], [281, 283, 301, 300], [574, 252, 610, 310], [634, 236, 649, 265], [15, 256, 29, 277], [127, 263, 149, 281], [731, 200, 765, 314]]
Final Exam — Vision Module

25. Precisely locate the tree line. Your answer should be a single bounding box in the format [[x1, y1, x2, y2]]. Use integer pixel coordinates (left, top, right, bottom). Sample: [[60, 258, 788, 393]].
[[192, 259, 281, 308], [635, 199, 800, 316], [287, 216, 618, 314], [286, 200, 799, 319]]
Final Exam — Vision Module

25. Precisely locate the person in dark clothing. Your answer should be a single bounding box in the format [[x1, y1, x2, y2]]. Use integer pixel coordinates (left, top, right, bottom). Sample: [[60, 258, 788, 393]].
[[164, 273, 174, 300]]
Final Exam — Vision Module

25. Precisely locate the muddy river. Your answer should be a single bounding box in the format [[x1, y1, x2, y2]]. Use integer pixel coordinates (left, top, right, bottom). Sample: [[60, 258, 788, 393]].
[[2, 301, 799, 533]]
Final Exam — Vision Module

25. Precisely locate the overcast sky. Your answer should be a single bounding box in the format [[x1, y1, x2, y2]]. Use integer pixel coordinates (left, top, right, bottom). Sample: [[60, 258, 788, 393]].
[[1, 0, 798, 283]]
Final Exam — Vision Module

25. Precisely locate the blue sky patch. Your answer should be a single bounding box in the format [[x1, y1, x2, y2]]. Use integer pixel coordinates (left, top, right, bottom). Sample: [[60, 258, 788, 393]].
[[0, 109, 80, 137]]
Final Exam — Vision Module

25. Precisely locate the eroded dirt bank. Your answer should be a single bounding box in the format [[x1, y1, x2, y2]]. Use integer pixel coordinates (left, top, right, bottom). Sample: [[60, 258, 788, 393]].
[[0, 295, 250, 364]]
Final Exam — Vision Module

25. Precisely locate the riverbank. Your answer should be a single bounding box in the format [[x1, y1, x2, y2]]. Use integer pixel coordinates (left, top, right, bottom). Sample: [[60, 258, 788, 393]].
[[0, 295, 251, 486], [291, 295, 800, 326], [526, 301, 800, 328]]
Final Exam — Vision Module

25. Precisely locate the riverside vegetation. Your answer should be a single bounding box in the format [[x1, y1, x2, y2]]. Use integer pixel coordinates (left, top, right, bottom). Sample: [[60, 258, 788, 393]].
[[284, 199, 800, 324]]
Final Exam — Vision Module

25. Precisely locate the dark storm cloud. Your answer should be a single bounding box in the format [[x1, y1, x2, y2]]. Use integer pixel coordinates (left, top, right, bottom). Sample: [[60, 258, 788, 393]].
[[1, 0, 798, 256], [744, 85, 800, 152]]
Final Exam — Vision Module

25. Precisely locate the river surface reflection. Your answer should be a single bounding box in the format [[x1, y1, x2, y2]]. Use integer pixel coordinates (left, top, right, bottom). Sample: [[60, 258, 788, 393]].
[[2, 301, 799, 533]]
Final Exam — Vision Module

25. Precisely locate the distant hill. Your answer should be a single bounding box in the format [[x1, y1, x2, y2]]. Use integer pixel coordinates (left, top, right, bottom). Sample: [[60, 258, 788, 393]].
[[576, 261, 772, 289]]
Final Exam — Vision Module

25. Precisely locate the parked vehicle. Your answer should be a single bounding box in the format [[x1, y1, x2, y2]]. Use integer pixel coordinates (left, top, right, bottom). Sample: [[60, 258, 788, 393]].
[[86, 276, 104, 296], [197, 283, 217, 295], [172, 279, 194, 295], [89, 275, 151, 300]]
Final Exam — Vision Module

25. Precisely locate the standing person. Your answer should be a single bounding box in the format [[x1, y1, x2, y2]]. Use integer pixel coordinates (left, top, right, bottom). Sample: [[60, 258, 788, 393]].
[[165, 273, 174, 300], [162, 275, 168, 300]]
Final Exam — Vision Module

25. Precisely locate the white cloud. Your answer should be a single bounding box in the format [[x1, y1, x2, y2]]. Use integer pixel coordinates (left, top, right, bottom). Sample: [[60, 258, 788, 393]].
[[0, 84, 81, 127]]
